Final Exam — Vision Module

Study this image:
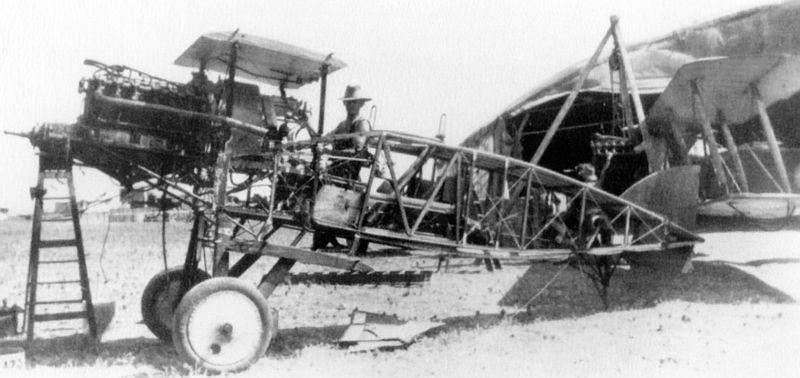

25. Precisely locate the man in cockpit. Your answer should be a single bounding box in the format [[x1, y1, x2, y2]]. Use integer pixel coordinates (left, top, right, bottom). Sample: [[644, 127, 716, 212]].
[[324, 85, 373, 181], [328, 85, 371, 146], [312, 85, 373, 251]]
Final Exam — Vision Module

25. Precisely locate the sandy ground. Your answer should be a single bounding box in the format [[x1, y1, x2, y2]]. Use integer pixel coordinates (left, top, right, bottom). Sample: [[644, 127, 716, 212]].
[[1, 220, 799, 377]]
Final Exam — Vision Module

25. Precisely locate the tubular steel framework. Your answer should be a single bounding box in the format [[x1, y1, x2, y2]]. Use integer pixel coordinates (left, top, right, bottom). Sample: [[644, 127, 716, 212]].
[[12, 30, 706, 373], [192, 130, 701, 286]]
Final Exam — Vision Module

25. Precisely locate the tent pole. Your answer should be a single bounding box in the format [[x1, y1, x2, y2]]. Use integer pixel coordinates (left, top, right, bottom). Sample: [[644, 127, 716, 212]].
[[611, 16, 661, 172], [616, 53, 635, 133], [610, 16, 645, 124], [753, 85, 792, 192], [530, 24, 613, 165]]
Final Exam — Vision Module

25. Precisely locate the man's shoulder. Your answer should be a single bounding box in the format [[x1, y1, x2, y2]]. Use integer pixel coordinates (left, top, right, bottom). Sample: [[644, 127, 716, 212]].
[[330, 117, 371, 135], [352, 117, 371, 131]]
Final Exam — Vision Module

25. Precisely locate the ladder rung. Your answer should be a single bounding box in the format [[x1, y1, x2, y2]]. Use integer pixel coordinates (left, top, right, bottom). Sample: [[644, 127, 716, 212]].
[[42, 171, 70, 179], [33, 311, 86, 322], [42, 217, 73, 223], [39, 259, 80, 264], [43, 197, 72, 201], [39, 239, 77, 248], [37, 280, 82, 285], [34, 299, 84, 305]]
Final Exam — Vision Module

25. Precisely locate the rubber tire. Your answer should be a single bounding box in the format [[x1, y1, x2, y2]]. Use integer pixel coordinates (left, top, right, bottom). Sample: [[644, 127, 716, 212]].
[[172, 277, 273, 374], [141, 267, 210, 342]]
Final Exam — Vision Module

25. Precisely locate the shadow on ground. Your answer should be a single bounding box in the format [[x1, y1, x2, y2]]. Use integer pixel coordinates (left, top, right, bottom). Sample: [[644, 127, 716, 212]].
[[0, 335, 179, 371], [3, 259, 794, 373], [499, 260, 794, 319], [273, 258, 796, 358]]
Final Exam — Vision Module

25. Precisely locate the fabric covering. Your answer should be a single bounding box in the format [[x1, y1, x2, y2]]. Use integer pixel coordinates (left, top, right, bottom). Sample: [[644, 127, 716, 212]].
[[647, 55, 800, 138], [463, 1, 800, 152], [175, 31, 347, 88]]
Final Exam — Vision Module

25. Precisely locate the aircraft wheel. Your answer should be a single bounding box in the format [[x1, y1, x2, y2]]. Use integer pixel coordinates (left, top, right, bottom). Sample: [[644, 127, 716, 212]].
[[172, 277, 273, 374], [141, 267, 209, 342]]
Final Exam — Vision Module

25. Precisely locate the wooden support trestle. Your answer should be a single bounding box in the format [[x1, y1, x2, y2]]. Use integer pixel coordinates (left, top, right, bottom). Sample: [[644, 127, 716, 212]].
[[24, 154, 97, 342]]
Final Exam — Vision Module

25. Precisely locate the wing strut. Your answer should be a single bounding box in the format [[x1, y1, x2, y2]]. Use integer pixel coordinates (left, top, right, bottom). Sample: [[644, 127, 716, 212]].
[[753, 84, 792, 193]]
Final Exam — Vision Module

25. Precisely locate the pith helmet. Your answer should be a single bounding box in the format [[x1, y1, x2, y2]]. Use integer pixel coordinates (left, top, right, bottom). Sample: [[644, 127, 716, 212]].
[[340, 85, 371, 102]]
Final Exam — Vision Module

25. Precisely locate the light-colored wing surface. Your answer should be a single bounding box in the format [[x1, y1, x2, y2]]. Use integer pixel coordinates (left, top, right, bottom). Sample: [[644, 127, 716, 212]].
[[175, 31, 347, 88]]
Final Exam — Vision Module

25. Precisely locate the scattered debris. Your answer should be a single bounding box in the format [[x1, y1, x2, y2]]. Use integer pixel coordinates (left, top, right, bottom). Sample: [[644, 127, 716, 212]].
[[338, 309, 443, 352]]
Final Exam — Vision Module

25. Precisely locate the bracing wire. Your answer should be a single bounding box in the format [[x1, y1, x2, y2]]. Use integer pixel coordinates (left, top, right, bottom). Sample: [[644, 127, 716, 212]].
[[515, 261, 570, 315]]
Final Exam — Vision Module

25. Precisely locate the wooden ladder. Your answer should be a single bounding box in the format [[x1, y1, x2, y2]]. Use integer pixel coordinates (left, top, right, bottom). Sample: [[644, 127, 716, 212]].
[[24, 155, 97, 342]]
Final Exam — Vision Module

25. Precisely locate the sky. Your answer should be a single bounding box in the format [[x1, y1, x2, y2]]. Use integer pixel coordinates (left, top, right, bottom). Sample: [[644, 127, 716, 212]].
[[0, 0, 776, 214]]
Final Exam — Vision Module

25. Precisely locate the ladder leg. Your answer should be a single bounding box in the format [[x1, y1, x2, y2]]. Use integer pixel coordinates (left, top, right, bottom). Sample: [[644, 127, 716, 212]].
[[67, 167, 98, 339], [25, 158, 99, 342], [25, 168, 45, 343]]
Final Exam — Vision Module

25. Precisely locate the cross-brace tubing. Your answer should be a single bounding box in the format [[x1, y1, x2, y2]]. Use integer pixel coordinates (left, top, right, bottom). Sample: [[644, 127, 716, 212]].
[[79, 130, 698, 302]]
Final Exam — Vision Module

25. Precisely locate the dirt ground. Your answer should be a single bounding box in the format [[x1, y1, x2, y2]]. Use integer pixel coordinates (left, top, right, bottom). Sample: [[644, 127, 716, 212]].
[[1, 219, 799, 377]]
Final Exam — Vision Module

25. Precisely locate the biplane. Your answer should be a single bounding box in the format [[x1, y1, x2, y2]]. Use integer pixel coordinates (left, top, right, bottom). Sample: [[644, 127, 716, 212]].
[[463, 2, 800, 224], [13, 31, 702, 373], [644, 55, 800, 221]]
